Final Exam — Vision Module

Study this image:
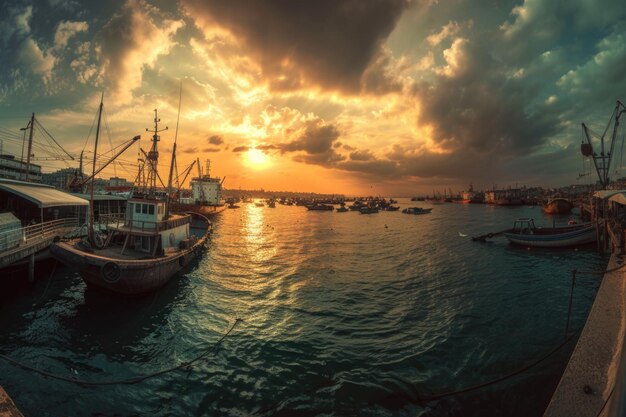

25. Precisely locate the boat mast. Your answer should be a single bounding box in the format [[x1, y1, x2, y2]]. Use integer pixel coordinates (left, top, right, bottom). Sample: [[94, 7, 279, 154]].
[[145, 110, 167, 198], [89, 93, 104, 246], [166, 82, 182, 218], [20, 113, 35, 182]]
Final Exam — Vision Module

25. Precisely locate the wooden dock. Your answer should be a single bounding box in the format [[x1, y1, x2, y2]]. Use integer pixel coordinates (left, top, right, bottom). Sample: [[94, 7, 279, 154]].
[[0, 386, 23, 417], [0, 218, 80, 281]]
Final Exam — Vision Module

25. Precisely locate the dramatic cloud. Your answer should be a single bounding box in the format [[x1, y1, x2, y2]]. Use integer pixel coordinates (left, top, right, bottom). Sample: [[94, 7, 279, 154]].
[[97, 0, 184, 102], [181, 0, 411, 93], [207, 135, 223, 145]]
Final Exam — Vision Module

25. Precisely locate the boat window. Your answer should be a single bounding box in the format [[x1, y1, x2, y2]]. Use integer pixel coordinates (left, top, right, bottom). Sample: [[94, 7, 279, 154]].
[[135, 204, 141, 213], [149, 205, 154, 215], [142, 204, 148, 214]]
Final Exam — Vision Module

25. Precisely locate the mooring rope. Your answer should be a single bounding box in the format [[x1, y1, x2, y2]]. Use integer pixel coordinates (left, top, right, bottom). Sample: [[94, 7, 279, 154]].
[[0, 318, 242, 387]]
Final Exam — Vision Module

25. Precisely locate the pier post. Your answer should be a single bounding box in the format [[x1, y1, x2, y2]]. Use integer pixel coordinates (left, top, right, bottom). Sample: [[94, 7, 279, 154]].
[[28, 253, 34, 283]]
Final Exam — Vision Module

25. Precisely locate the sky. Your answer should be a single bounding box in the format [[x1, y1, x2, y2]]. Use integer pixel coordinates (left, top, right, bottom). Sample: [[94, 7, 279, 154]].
[[1, 0, 626, 196]]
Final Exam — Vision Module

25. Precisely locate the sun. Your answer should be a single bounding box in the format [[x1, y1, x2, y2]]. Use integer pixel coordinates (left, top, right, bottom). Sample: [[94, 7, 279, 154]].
[[244, 147, 271, 169]]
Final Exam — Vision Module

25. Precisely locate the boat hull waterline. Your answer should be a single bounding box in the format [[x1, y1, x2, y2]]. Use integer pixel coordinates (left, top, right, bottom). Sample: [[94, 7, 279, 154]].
[[50, 218, 210, 295], [503, 225, 596, 247]]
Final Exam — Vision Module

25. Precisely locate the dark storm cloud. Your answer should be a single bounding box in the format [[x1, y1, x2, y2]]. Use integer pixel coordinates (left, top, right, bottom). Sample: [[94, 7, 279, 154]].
[[412, 39, 559, 157], [232, 146, 249, 152], [349, 150, 375, 161], [181, 0, 411, 93], [207, 134, 223, 145]]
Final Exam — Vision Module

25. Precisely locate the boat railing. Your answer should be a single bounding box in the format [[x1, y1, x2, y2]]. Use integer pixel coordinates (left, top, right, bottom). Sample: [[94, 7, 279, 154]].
[[0, 217, 80, 251], [103, 214, 191, 233]]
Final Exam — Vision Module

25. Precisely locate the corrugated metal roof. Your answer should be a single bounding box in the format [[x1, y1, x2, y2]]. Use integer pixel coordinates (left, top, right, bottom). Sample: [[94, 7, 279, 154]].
[[0, 180, 88, 208]]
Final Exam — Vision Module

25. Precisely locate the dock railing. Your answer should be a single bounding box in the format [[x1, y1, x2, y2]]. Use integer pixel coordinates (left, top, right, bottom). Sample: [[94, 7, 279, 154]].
[[0, 217, 80, 252]]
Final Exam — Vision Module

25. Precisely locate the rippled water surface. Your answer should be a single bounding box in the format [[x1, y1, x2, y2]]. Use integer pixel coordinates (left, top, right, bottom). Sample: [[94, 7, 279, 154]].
[[0, 200, 607, 416]]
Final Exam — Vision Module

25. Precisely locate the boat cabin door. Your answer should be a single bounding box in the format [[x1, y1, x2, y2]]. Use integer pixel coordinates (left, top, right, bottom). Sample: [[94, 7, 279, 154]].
[[512, 219, 536, 234]]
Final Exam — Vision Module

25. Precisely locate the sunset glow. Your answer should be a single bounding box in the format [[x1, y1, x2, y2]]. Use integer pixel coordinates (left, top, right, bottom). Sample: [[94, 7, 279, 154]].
[[0, 1, 624, 195], [244, 148, 271, 169]]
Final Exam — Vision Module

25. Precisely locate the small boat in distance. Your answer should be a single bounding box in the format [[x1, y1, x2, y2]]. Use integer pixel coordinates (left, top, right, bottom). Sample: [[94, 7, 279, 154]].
[[336, 206, 349, 212], [306, 203, 333, 211], [359, 206, 379, 214], [542, 197, 573, 215], [402, 207, 432, 215]]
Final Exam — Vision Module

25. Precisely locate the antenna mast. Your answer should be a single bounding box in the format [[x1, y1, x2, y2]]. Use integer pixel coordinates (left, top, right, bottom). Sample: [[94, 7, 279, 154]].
[[145, 109, 167, 197]]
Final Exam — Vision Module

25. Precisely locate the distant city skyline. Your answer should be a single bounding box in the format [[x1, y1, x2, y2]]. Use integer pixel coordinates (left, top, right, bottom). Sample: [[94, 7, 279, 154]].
[[1, 0, 626, 195]]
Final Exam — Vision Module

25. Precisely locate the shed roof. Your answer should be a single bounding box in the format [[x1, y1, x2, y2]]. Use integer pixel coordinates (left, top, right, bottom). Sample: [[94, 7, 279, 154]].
[[0, 179, 88, 208]]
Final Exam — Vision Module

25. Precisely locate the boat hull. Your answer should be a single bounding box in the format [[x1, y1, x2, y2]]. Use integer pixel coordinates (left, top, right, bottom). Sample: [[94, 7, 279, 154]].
[[170, 203, 226, 216], [542, 199, 573, 214], [504, 225, 596, 247], [50, 218, 210, 296]]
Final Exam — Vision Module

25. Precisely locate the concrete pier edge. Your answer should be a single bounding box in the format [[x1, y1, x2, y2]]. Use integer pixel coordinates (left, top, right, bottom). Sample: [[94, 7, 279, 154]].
[[543, 253, 626, 417], [0, 386, 24, 417]]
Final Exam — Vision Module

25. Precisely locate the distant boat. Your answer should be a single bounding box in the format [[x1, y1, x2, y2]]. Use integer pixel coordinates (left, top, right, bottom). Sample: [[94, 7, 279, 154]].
[[359, 206, 379, 214], [267, 200, 276, 208], [385, 206, 400, 211], [255, 202, 265, 207], [227, 203, 240, 209], [503, 218, 595, 247], [402, 207, 432, 215], [306, 203, 333, 211], [542, 197, 573, 215], [336, 206, 349, 212]]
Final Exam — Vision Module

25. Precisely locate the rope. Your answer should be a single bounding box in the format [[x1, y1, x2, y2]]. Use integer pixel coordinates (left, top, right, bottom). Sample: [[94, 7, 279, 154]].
[[0, 318, 242, 387], [417, 330, 580, 402]]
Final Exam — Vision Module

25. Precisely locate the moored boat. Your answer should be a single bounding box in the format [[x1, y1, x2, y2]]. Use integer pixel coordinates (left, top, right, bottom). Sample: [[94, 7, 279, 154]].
[[50, 105, 211, 296], [402, 207, 432, 215], [542, 197, 573, 215], [171, 159, 225, 216], [503, 218, 595, 247], [306, 203, 333, 211], [359, 206, 379, 214]]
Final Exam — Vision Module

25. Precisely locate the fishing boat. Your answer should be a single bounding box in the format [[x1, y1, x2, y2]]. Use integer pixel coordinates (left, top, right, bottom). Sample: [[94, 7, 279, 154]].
[[336, 206, 349, 212], [171, 159, 226, 217], [402, 207, 432, 215], [542, 197, 573, 215], [502, 218, 595, 247], [359, 206, 379, 214], [51, 103, 211, 296], [306, 203, 333, 211]]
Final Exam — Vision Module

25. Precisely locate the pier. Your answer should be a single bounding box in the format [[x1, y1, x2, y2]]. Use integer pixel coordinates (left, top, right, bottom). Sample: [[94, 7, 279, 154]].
[[543, 254, 626, 416], [0, 217, 81, 281]]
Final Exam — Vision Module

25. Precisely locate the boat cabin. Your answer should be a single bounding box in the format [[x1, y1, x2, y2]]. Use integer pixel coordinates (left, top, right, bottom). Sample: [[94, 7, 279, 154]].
[[511, 218, 536, 234], [108, 197, 192, 256]]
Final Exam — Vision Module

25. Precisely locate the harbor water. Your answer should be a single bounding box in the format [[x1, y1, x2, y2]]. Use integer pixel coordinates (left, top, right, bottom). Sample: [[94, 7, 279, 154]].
[[0, 199, 607, 416]]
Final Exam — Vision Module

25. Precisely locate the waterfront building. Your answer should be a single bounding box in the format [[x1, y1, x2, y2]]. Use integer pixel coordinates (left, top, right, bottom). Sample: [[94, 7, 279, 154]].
[[42, 167, 82, 190], [0, 154, 42, 182]]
